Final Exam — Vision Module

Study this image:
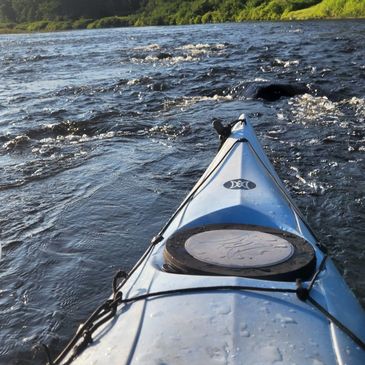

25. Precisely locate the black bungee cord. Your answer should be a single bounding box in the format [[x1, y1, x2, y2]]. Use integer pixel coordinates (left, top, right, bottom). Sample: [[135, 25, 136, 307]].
[[45, 250, 364, 365]]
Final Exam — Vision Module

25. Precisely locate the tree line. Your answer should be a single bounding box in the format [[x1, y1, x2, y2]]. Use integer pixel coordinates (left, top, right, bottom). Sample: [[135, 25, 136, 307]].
[[0, 0, 144, 23]]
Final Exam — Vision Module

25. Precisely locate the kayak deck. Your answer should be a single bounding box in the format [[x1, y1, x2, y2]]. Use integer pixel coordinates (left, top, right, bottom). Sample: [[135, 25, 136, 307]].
[[58, 116, 365, 365]]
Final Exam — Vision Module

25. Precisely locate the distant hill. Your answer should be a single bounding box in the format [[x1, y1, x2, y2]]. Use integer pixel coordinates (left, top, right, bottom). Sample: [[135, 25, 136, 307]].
[[0, 0, 364, 32]]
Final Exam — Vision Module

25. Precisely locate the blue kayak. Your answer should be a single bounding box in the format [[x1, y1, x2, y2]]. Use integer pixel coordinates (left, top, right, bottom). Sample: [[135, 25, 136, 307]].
[[54, 115, 365, 365]]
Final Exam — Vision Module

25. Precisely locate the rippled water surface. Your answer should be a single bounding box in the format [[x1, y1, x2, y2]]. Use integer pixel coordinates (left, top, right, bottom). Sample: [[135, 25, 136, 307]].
[[0, 20, 364, 364]]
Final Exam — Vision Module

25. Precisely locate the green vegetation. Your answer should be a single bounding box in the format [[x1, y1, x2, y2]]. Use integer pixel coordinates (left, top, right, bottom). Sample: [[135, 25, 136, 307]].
[[0, 0, 364, 33], [283, 0, 365, 19], [87, 15, 135, 29], [0, 0, 143, 23]]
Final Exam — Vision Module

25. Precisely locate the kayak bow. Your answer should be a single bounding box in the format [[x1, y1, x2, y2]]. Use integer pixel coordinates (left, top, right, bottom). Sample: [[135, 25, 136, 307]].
[[55, 115, 365, 365]]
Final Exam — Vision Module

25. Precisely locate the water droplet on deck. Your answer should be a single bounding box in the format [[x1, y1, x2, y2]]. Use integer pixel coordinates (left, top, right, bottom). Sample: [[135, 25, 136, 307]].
[[275, 313, 297, 324], [260, 345, 283, 363]]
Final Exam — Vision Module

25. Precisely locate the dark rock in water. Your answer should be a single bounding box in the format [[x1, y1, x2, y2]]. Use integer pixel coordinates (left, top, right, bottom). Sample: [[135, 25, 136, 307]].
[[156, 52, 172, 60], [322, 136, 337, 144], [187, 84, 228, 98], [116, 79, 128, 85], [245, 83, 310, 101], [204, 87, 228, 98], [148, 82, 169, 91]]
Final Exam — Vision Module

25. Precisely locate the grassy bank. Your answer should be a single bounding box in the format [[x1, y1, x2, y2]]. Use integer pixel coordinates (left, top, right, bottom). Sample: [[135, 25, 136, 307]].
[[283, 0, 365, 19], [0, 0, 364, 34]]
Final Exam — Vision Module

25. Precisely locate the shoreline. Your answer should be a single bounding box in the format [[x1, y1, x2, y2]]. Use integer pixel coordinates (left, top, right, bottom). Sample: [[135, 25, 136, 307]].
[[1, 16, 364, 36]]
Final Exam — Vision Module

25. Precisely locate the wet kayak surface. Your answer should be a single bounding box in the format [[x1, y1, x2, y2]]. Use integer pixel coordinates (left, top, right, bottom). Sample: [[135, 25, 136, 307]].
[[0, 20, 364, 364]]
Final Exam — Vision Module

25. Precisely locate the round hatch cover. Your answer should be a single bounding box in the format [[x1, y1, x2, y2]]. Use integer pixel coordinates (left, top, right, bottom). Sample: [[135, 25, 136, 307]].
[[185, 230, 294, 269], [164, 224, 316, 281]]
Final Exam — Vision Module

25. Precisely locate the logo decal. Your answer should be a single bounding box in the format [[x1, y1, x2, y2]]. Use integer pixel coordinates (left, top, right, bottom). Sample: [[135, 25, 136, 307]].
[[224, 179, 256, 190]]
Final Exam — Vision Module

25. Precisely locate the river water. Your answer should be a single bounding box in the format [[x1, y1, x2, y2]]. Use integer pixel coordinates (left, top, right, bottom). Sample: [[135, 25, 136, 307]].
[[0, 20, 364, 364]]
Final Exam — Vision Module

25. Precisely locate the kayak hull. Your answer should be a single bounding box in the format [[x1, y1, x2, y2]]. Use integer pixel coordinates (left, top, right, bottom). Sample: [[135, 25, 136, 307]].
[[62, 117, 365, 365]]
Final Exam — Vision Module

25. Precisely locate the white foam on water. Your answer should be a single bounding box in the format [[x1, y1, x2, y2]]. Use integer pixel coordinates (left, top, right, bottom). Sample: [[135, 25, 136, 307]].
[[289, 94, 344, 125], [341, 96, 365, 120], [134, 44, 161, 51], [274, 58, 300, 68], [177, 43, 225, 51], [2, 135, 30, 150]]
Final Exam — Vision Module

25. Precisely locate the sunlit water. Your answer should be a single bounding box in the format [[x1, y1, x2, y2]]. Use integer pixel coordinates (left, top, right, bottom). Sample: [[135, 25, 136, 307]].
[[0, 20, 364, 364]]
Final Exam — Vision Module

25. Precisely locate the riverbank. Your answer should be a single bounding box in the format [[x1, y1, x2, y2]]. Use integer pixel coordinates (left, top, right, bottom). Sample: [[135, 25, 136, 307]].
[[0, 16, 364, 35], [0, 0, 364, 35]]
